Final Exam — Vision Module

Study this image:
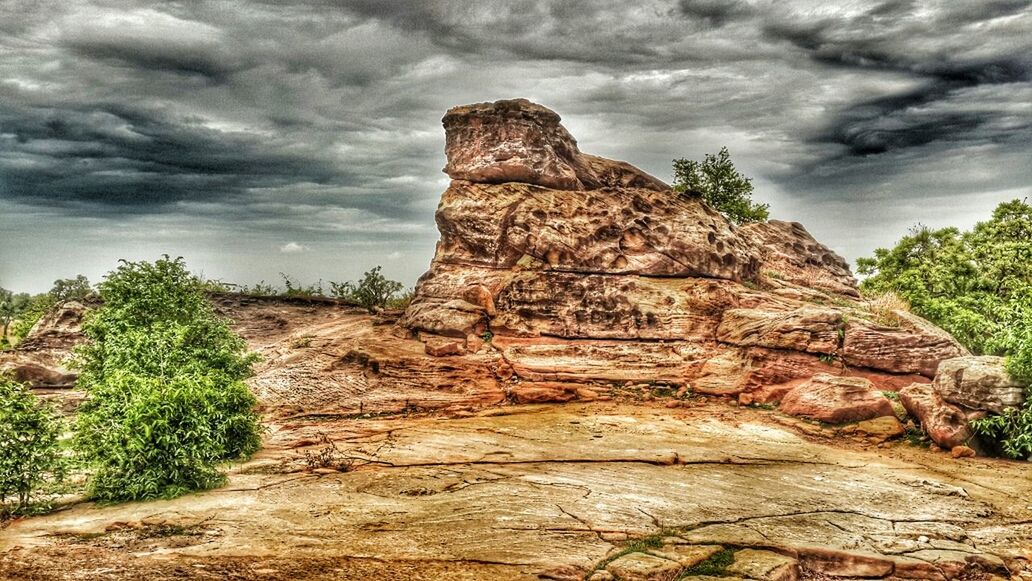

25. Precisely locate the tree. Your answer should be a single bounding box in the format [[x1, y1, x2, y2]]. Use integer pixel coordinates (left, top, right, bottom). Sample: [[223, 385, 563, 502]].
[[73, 257, 262, 501], [49, 275, 92, 302], [0, 374, 63, 516], [672, 147, 770, 224], [330, 266, 404, 312], [857, 199, 1032, 458]]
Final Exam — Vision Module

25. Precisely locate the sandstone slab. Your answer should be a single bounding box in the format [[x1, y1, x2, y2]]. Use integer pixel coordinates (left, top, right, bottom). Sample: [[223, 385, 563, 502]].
[[741, 219, 859, 298], [646, 544, 722, 568], [779, 373, 895, 424], [605, 552, 681, 581], [842, 312, 967, 378], [725, 549, 799, 581], [716, 306, 842, 354]]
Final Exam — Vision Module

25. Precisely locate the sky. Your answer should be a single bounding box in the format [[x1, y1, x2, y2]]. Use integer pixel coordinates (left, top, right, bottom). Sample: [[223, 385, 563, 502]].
[[1, 0, 1030, 293]]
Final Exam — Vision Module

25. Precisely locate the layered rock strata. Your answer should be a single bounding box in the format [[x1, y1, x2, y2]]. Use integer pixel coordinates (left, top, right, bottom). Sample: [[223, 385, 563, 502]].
[[402, 99, 966, 406]]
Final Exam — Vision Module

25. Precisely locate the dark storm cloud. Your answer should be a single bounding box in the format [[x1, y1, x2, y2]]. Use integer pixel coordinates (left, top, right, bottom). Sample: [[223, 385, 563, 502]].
[[65, 39, 242, 82], [763, 1, 1031, 164], [0, 102, 349, 206], [677, 0, 755, 27], [0, 0, 1030, 292]]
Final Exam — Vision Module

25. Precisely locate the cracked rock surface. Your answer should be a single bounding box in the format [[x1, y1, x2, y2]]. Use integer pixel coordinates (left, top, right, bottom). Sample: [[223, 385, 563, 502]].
[[1, 303, 1030, 580]]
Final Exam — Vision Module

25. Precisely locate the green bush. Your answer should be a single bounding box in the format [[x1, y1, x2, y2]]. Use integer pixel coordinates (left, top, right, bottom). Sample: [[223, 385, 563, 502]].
[[9, 293, 56, 342], [280, 274, 325, 297], [75, 371, 259, 501], [331, 266, 404, 312], [672, 147, 770, 225], [2, 288, 35, 347], [49, 275, 92, 302], [858, 200, 1032, 458], [73, 256, 262, 501], [0, 375, 64, 516]]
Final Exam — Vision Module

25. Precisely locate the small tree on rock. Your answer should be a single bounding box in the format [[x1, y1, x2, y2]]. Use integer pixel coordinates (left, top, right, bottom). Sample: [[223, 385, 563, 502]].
[[331, 266, 404, 312], [672, 147, 769, 225]]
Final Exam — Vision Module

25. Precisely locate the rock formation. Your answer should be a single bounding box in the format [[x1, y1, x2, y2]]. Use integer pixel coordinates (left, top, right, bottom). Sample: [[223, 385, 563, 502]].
[[401, 98, 967, 413], [933, 355, 1025, 414], [778, 373, 895, 424], [901, 355, 1027, 450], [0, 300, 89, 388]]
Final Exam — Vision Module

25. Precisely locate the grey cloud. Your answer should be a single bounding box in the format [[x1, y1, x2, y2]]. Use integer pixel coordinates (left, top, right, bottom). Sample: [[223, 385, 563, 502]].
[[677, 0, 755, 27], [0, 0, 1030, 292], [759, 1, 1031, 190], [0, 101, 351, 207]]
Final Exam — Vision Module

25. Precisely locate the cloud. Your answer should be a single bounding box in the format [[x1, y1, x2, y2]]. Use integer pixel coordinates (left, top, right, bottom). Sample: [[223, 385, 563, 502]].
[[279, 242, 310, 254], [59, 8, 243, 81], [0, 0, 1029, 292]]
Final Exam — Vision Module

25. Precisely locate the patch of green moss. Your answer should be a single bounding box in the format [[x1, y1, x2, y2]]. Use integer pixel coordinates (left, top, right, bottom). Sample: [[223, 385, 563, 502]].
[[677, 547, 736, 577], [592, 531, 672, 572]]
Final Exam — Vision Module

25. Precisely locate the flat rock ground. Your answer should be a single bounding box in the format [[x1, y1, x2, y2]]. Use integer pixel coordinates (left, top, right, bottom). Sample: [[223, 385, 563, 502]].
[[2, 300, 1030, 580]]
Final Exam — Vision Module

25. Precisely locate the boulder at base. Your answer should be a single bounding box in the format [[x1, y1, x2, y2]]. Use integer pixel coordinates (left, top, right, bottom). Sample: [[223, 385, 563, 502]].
[[899, 382, 982, 449], [779, 374, 895, 424], [932, 355, 1025, 414]]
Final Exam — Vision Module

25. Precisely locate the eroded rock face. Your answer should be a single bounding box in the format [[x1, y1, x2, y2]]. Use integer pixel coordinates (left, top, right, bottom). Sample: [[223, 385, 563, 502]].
[[0, 299, 90, 388], [842, 312, 968, 377], [403, 98, 968, 399], [433, 181, 762, 280], [442, 98, 668, 192], [741, 220, 859, 298], [933, 356, 1025, 414]]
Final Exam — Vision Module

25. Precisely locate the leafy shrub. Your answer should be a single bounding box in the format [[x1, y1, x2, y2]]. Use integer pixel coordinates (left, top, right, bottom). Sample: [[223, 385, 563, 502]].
[[1, 288, 30, 349], [235, 281, 278, 297], [331, 266, 404, 312], [9, 293, 56, 342], [75, 371, 259, 501], [672, 147, 770, 224], [280, 274, 325, 297], [49, 275, 92, 302], [74, 256, 262, 501], [385, 288, 415, 311], [858, 200, 1032, 458], [0, 375, 64, 516]]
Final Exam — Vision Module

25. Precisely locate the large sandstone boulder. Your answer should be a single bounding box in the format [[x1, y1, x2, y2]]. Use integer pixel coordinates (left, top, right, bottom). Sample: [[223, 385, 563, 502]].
[[841, 312, 967, 377], [716, 306, 842, 354], [932, 355, 1025, 414], [442, 98, 668, 192], [402, 98, 968, 393], [779, 374, 895, 424], [899, 382, 982, 449]]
